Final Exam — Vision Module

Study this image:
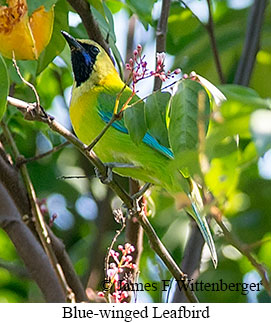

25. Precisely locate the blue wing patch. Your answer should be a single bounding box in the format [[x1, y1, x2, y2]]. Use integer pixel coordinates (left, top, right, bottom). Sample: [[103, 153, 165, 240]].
[[98, 110, 174, 159]]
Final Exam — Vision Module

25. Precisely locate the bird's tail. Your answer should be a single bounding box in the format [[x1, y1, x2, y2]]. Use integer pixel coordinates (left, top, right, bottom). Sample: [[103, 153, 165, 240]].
[[187, 178, 218, 268]]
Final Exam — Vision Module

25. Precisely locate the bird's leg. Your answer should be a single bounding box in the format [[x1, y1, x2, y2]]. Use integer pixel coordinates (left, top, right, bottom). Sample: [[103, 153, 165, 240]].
[[94, 162, 138, 184], [94, 165, 113, 184], [124, 183, 152, 217], [104, 162, 138, 169], [131, 182, 152, 200]]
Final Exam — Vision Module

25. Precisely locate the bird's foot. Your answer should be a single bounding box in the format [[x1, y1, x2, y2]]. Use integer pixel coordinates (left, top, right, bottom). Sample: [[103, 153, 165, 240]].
[[94, 163, 136, 184], [94, 165, 113, 184], [126, 183, 152, 217], [131, 183, 152, 200]]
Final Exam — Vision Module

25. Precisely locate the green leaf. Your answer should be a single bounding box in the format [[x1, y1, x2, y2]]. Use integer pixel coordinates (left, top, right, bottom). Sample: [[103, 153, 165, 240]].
[[126, 0, 155, 28], [27, 0, 57, 15], [220, 84, 271, 112], [88, 0, 106, 18], [91, 4, 116, 43], [124, 101, 147, 145], [36, 0, 68, 74], [91, 3, 124, 77], [0, 54, 9, 121], [145, 91, 170, 147], [168, 79, 210, 155], [106, 0, 125, 14], [205, 151, 240, 201]]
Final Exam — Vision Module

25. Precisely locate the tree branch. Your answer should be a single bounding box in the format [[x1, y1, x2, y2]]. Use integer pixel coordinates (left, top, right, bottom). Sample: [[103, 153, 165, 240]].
[[1, 120, 75, 302], [234, 0, 267, 85], [0, 138, 87, 302], [67, 0, 112, 59], [86, 189, 115, 290], [154, 0, 171, 91], [172, 220, 204, 302], [0, 183, 66, 302], [48, 227, 88, 302], [118, 179, 144, 302], [0, 147, 30, 216], [124, 15, 136, 82]]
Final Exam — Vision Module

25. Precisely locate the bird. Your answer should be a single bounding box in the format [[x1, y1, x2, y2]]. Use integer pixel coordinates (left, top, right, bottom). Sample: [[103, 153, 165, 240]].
[[61, 31, 217, 267]]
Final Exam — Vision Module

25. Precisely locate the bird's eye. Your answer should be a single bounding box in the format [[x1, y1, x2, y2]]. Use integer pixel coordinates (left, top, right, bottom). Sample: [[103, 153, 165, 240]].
[[91, 46, 99, 55]]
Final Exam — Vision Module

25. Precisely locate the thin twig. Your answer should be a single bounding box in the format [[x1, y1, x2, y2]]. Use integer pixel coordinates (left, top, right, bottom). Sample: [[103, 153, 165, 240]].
[[12, 55, 48, 117], [67, 0, 112, 60], [16, 141, 69, 166], [154, 0, 171, 91], [104, 210, 126, 302], [206, 0, 225, 83], [128, 79, 178, 109], [58, 175, 93, 180], [86, 115, 117, 150]]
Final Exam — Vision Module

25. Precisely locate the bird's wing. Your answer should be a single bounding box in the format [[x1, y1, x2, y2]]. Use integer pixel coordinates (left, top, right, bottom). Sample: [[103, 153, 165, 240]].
[[97, 91, 174, 159]]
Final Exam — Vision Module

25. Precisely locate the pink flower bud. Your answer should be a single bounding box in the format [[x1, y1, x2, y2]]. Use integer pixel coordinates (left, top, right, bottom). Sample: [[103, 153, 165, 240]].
[[97, 292, 105, 297], [133, 49, 138, 57], [109, 262, 116, 269], [118, 245, 124, 251], [159, 74, 167, 82], [137, 44, 142, 52], [174, 68, 181, 74], [156, 52, 166, 66], [122, 291, 129, 298], [125, 243, 131, 250], [126, 255, 133, 262], [121, 280, 127, 287]]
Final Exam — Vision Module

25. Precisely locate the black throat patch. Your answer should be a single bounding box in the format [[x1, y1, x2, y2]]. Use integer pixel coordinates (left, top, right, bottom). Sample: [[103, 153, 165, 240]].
[[71, 42, 100, 87]]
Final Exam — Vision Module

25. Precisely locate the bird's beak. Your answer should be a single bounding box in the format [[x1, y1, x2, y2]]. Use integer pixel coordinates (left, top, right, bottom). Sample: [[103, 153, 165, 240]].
[[61, 31, 84, 51]]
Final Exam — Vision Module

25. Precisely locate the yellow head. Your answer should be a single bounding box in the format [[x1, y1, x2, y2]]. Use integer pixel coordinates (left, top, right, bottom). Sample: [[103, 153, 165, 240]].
[[61, 31, 118, 92]]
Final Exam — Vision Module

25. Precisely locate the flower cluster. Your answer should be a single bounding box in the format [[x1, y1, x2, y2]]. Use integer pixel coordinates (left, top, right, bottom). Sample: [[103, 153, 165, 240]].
[[126, 45, 181, 91], [98, 243, 137, 303]]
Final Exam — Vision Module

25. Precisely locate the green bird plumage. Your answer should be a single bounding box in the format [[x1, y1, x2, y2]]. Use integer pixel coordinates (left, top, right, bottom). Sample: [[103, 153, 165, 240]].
[[62, 31, 217, 267]]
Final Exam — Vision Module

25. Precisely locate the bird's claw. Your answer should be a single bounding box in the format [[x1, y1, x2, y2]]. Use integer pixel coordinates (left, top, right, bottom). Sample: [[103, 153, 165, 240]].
[[94, 165, 113, 184], [126, 184, 152, 217]]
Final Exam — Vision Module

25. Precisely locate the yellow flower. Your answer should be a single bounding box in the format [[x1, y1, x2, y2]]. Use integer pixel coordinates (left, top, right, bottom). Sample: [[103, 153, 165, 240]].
[[0, 0, 54, 60]]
